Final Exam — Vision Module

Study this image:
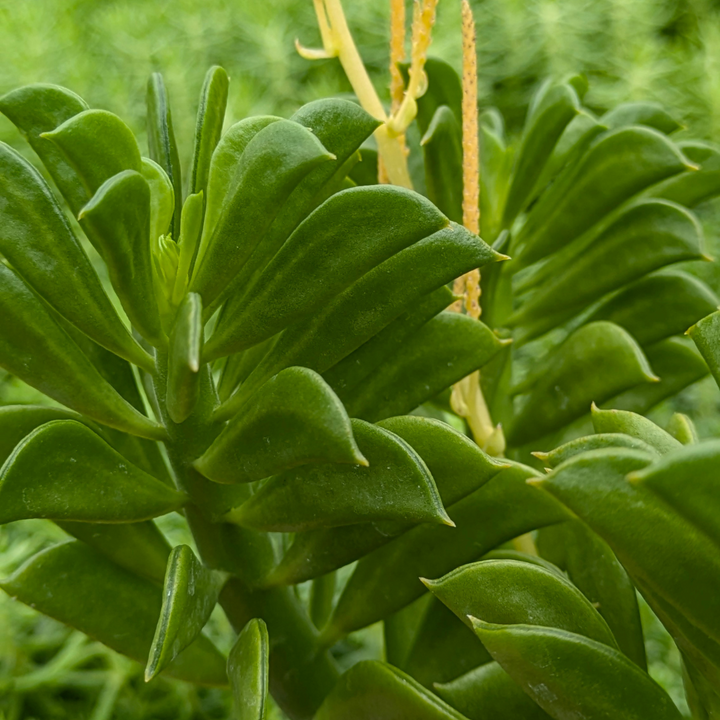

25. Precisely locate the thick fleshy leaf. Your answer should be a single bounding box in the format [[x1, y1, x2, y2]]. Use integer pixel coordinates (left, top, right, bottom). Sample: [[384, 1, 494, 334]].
[[512, 199, 706, 338], [190, 119, 334, 307], [629, 440, 720, 549], [480, 111, 513, 243], [535, 520, 647, 668], [58, 520, 170, 584], [513, 126, 693, 266], [265, 416, 508, 587], [217, 338, 276, 403], [666, 412, 698, 445], [166, 293, 203, 424], [601, 102, 681, 134], [0, 542, 227, 685], [214, 99, 381, 310], [650, 140, 720, 208], [424, 560, 616, 648], [320, 462, 571, 642], [228, 618, 269, 720], [0, 420, 185, 524], [344, 313, 506, 422], [195, 366, 364, 484], [403, 597, 493, 687], [146, 545, 227, 681], [472, 622, 682, 720], [0, 263, 165, 440], [507, 322, 657, 446], [217, 223, 503, 420], [689, 309, 720, 389], [422, 105, 463, 222], [435, 662, 551, 720], [590, 405, 682, 454], [146, 73, 183, 237], [412, 58, 463, 133], [79, 169, 162, 345], [0, 142, 153, 370], [0, 83, 89, 210], [310, 572, 337, 630], [533, 448, 720, 651], [503, 82, 579, 222], [189, 66, 229, 199], [205, 186, 449, 360], [584, 270, 719, 347], [324, 286, 454, 399], [533, 433, 658, 469], [314, 661, 467, 720], [225, 419, 451, 532], [141, 157, 175, 242], [607, 336, 708, 414], [41, 108, 142, 194]]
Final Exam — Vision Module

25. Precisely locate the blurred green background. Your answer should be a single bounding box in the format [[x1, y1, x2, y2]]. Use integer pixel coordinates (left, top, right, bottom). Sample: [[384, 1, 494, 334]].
[[2, 0, 720, 717]]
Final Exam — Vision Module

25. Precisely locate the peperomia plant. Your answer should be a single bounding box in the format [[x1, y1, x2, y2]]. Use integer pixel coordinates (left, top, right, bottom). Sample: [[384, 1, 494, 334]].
[[1, 1, 720, 719]]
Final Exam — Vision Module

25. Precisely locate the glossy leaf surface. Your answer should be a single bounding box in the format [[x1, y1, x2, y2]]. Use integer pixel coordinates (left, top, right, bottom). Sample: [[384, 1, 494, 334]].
[[196, 366, 364, 484], [473, 621, 682, 719], [228, 618, 269, 720], [534, 433, 658, 468], [147, 545, 227, 681], [0, 420, 185, 524], [0, 542, 227, 685], [167, 293, 203, 424], [226, 419, 450, 532], [590, 405, 682, 454], [689, 310, 720, 389]]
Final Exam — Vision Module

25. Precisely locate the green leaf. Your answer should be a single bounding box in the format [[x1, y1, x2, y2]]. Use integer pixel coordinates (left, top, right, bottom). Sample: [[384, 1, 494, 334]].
[[503, 82, 580, 223], [58, 520, 171, 584], [412, 57, 463, 133], [228, 618, 269, 720], [424, 559, 617, 648], [141, 156, 175, 242], [314, 661, 467, 720], [217, 337, 276, 403], [403, 597, 493, 687], [41, 108, 142, 195], [584, 270, 719, 347], [666, 412, 699, 445], [513, 126, 693, 266], [173, 191, 205, 305], [421, 105, 463, 222], [0, 420, 185, 524], [600, 102, 681, 134], [189, 66, 229, 199], [0, 263, 165, 440], [1, 542, 227, 685], [471, 622, 682, 720], [204, 186, 449, 360], [629, 440, 720, 549], [506, 322, 658, 446], [225, 418, 451, 532], [146, 545, 227, 681], [324, 285, 454, 399], [195, 366, 364, 484], [217, 222, 503, 420], [0, 83, 91, 211], [310, 572, 337, 630], [79, 169, 163, 345], [166, 293, 203, 424], [512, 199, 707, 339], [535, 521, 647, 669], [344, 313, 507, 422], [0, 142, 153, 371], [533, 433, 659, 468], [265, 416, 508, 587], [650, 140, 720, 208], [606, 336, 708, 415], [320, 462, 571, 642], [480, 112, 513, 243], [533, 448, 720, 653], [435, 662, 551, 720], [146, 73, 183, 237], [190, 119, 334, 307], [689, 309, 720, 389], [590, 405, 682, 454]]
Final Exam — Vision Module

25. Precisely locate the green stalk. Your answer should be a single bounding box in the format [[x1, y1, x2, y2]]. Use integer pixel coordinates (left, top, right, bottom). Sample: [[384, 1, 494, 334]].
[[151, 350, 339, 720]]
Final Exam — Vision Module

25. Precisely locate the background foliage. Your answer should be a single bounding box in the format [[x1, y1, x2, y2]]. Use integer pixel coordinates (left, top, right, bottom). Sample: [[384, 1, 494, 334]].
[[2, 0, 720, 717]]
